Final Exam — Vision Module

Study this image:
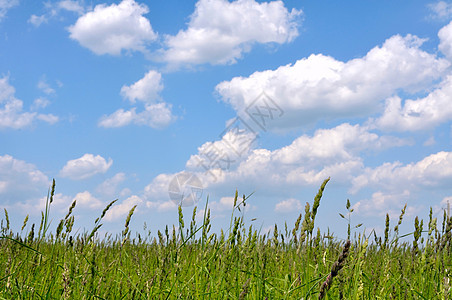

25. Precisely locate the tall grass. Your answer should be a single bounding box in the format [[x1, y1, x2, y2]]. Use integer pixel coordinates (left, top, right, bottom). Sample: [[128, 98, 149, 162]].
[[0, 178, 451, 299]]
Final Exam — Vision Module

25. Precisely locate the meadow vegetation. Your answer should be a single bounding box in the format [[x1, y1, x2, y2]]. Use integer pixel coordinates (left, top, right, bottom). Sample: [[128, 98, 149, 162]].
[[0, 178, 451, 299]]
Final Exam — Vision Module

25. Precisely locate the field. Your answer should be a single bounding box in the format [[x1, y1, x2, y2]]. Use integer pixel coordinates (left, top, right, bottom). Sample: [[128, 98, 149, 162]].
[[1, 178, 451, 299]]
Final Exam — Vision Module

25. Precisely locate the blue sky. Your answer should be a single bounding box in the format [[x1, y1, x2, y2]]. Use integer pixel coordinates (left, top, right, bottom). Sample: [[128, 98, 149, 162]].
[[2, 0, 452, 239]]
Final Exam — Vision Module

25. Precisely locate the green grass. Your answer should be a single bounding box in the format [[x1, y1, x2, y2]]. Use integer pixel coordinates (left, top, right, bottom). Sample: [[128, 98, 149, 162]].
[[1, 178, 451, 299]]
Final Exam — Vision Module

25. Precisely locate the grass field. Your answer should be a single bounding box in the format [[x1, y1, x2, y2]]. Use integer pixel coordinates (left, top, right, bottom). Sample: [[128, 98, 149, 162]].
[[1, 178, 451, 299]]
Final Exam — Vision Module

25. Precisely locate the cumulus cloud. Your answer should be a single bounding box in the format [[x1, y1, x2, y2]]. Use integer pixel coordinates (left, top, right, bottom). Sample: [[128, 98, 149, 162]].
[[186, 126, 258, 175], [96, 173, 126, 197], [60, 154, 113, 180], [68, 0, 157, 55], [373, 75, 452, 131], [105, 195, 143, 221], [120, 70, 163, 104], [0, 0, 18, 21], [144, 173, 175, 201], [99, 102, 175, 128], [439, 21, 452, 61], [186, 123, 410, 188], [161, 0, 301, 66], [351, 151, 452, 193], [18, 193, 73, 214], [275, 198, 302, 213], [146, 199, 177, 213], [352, 190, 418, 217], [139, 123, 409, 210], [99, 70, 175, 128], [73, 191, 103, 209], [0, 75, 58, 129], [0, 155, 50, 203], [216, 34, 449, 130]]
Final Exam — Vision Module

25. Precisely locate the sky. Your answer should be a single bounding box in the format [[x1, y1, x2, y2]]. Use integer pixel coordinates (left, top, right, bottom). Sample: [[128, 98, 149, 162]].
[[2, 0, 452, 240]]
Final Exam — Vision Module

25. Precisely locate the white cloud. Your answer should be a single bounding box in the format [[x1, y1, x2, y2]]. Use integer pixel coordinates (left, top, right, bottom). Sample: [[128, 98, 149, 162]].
[[98, 108, 134, 128], [37, 77, 56, 95], [144, 173, 174, 201], [439, 21, 452, 61], [100, 71, 175, 129], [31, 98, 51, 110], [423, 136, 436, 146], [351, 151, 452, 193], [0, 154, 50, 203], [161, 0, 301, 66], [28, 1, 85, 27], [275, 198, 302, 213], [18, 193, 73, 214], [96, 172, 126, 196], [146, 200, 177, 212], [0, 76, 58, 129], [60, 154, 113, 180], [58, 0, 84, 15], [36, 113, 59, 124], [120, 70, 163, 104], [74, 191, 103, 209], [174, 123, 409, 202], [216, 34, 449, 130], [99, 102, 175, 128], [68, 0, 157, 55], [0, 0, 18, 21], [373, 75, 452, 131], [186, 127, 257, 173], [105, 195, 142, 221], [28, 14, 48, 27], [428, 1, 452, 20], [186, 123, 409, 188], [352, 190, 419, 218]]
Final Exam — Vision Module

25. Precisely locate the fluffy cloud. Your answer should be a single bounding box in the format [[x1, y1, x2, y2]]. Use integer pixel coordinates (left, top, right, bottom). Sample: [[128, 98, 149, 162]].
[[120, 70, 163, 104], [139, 123, 409, 209], [73, 191, 103, 209], [0, 76, 58, 129], [216, 34, 449, 130], [352, 190, 419, 218], [144, 173, 176, 201], [0, 0, 18, 21], [186, 126, 258, 175], [68, 0, 157, 55], [105, 195, 143, 221], [351, 151, 452, 193], [99, 71, 175, 128], [161, 0, 301, 66], [274, 198, 302, 213], [96, 173, 126, 197], [60, 154, 113, 180], [99, 102, 175, 128], [186, 123, 409, 188], [18, 193, 73, 214], [439, 21, 452, 61], [0, 155, 50, 203], [146, 200, 177, 213], [374, 75, 452, 131]]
